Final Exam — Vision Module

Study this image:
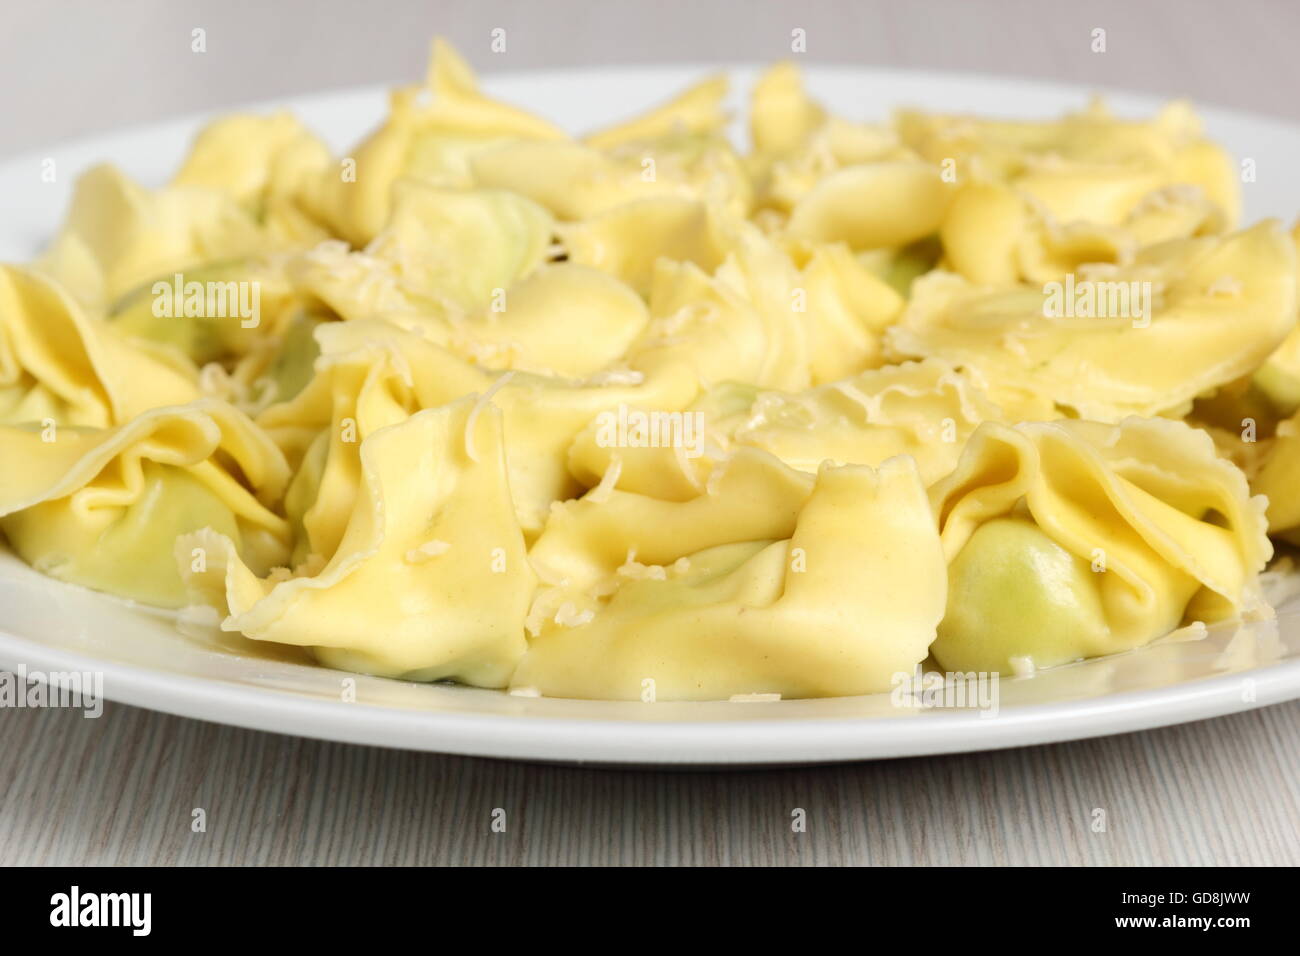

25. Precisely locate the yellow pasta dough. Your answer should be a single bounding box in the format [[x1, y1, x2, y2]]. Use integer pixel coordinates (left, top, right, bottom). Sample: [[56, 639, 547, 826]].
[[512, 456, 946, 700], [626, 221, 812, 392], [748, 63, 915, 216], [940, 180, 1227, 286], [720, 359, 1001, 484], [37, 165, 270, 311], [896, 98, 1240, 228], [584, 75, 730, 150], [258, 320, 696, 537], [179, 398, 533, 683], [793, 241, 905, 382], [472, 129, 751, 221], [2, 37, 1294, 702], [0, 266, 199, 427], [930, 418, 1271, 673], [301, 39, 565, 245], [172, 112, 333, 237], [0, 400, 291, 607], [888, 222, 1297, 421], [1251, 408, 1300, 545]]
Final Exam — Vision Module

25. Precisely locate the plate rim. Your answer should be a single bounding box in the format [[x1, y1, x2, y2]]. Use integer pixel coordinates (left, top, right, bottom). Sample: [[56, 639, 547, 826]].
[[2, 627, 1296, 764]]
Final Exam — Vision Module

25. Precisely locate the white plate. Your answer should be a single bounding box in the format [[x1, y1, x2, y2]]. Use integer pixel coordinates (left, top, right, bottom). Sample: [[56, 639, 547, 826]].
[[2, 65, 1300, 765]]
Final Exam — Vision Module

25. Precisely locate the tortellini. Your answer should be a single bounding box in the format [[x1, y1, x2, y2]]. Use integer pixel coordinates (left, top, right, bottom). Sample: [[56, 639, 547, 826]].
[[888, 223, 1298, 421], [715, 359, 1001, 484], [472, 123, 751, 221], [289, 183, 652, 376], [559, 196, 732, 296], [36, 165, 276, 313], [4, 39, 1296, 701], [301, 39, 565, 245], [896, 98, 1240, 228], [105, 257, 304, 370], [171, 111, 333, 239], [793, 241, 905, 382], [0, 400, 291, 607], [748, 63, 916, 217], [457, 263, 649, 376], [180, 398, 533, 684], [258, 320, 696, 536], [929, 418, 1271, 673], [625, 221, 812, 392], [787, 162, 955, 252], [1251, 409, 1300, 544], [33, 159, 326, 403], [940, 180, 1227, 286], [369, 182, 554, 316], [563, 359, 998, 494], [749, 62, 827, 159], [0, 266, 199, 427], [1247, 221, 1300, 418], [513, 456, 946, 700], [585, 74, 730, 149], [291, 182, 554, 324]]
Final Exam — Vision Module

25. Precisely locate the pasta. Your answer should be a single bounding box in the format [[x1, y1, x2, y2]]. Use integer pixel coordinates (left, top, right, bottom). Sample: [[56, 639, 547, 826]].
[[0, 399, 291, 607], [929, 418, 1271, 673], [36, 165, 271, 311], [180, 398, 533, 684], [3, 39, 1296, 702], [0, 266, 199, 426], [887, 223, 1297, 421], [1252, 408, 1300, 546], [895, 98, 1241, 227], [513, 456, 946, 700]]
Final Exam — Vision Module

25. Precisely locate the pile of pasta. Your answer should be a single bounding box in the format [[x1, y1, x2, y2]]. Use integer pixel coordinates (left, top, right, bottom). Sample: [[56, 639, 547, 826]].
[[4, 39, 1299, 701]]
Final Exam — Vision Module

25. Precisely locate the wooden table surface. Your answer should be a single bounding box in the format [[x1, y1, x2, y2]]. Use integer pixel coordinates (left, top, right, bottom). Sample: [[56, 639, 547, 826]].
[[1, 700, 1297, 865], [3, 0, 1300, 866]]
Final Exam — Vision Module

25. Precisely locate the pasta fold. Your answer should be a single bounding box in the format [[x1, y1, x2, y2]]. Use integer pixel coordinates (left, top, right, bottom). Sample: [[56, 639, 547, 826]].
[[888, 223, 1297, 420], [0, 400, 291, 607], [36, 165, 268, 311], [512, 456, 946, 700], [171, 112, 333, 232], [180, 397, 533, 684], [721, 359, 1000, 484], [1251, 408, 1300, 544], [929, 418, 1272, 673], [259, 321, 697, 536], [302, 39, 565, 244], [896, 99, 1240, 227], [0, 266, 199, 427]]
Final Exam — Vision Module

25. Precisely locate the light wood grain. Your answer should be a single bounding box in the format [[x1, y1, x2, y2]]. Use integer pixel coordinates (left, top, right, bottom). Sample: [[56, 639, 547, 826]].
[[0, 700, 1296, 865]]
